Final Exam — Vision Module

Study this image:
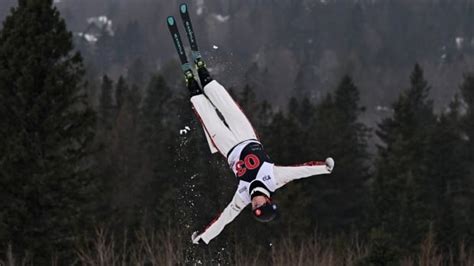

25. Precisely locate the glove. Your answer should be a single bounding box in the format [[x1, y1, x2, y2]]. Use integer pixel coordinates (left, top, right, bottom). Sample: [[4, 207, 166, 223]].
[[191, 231, 204, 245], [325, 157, 335, 172]]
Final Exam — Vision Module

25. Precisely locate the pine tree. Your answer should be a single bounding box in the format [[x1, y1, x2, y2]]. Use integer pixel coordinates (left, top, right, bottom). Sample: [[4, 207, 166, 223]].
[[265, 100, 305, 164], [460, 74, 474, 162], [105, 76, 143, 229], [127, 58, 147, 88], [235, 84, 274, 140], [293, 64, 318, 100], [371, 64, 436, 258], [115, 75, 127, 110], [329, 75, 370, 230], [459, 74, 474, 244], [265, 106, 313, 236], [0, 0, 95, 262], [138, 74, 177, 227], [237, 85, 259, 124], [305, 75, 370, 232], [99, 75, 114, 128], [429, 96, 470, 253]]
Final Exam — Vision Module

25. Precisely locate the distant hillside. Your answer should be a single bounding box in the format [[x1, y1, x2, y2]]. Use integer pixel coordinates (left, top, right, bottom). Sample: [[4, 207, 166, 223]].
[[2, 0, 474, 125], [0, 0, 16, 20]]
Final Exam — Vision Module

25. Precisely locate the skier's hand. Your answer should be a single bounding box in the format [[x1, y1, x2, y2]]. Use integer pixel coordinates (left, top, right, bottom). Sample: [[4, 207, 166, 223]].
[[325, 157, 335, 173], [191, 231, 204, 245]]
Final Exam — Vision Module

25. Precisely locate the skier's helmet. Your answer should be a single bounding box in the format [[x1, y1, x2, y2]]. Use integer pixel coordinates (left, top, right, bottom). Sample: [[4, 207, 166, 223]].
[[252, 200, 278, 223]]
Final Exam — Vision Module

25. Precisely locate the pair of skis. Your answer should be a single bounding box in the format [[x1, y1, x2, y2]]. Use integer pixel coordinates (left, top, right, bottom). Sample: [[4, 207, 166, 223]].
[[167, 3, 205, 79], [168, 4, 218, 154]]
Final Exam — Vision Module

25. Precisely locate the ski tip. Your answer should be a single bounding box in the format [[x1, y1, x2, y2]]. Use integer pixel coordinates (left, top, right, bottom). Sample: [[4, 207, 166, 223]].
[[180, 3, 188, 14], [167, 16, 175, 26]]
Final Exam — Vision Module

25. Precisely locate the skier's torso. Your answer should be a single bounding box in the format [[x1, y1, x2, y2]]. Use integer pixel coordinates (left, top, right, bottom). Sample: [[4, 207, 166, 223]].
[[227, 140, 277, 204]]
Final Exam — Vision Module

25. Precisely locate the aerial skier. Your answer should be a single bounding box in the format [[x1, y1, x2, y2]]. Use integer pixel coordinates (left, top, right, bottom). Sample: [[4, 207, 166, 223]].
[[167, 4, 335, 245]]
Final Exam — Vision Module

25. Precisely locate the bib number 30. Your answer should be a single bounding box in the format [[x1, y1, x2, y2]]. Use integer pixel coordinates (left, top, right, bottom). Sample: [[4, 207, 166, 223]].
[[236, 154, 261, 177]]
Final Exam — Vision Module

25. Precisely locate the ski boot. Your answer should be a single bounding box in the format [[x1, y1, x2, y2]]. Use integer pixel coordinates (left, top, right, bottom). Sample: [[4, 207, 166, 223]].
[[184, 68, 202, 96], [194, 56, 213, 87]]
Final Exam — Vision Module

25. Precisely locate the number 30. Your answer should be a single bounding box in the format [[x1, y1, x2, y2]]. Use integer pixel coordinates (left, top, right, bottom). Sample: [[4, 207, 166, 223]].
[[236, 154, 261, 177]]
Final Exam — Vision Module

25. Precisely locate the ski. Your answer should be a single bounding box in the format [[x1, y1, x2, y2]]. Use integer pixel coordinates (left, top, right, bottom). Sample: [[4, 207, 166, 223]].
[[167, 16, 193, 79], [179, 3, 205, 68]]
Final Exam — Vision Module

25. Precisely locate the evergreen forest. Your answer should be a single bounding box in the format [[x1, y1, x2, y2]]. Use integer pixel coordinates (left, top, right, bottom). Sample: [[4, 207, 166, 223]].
[[1, 0, 474, 265]]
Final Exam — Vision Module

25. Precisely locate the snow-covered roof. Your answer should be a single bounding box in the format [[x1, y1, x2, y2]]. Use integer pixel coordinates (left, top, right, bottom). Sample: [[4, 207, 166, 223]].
[[87, 16, 114, 36], [76, 16, 114, 44], [77, 32, 98, 43], [214, 14, 230, 23]]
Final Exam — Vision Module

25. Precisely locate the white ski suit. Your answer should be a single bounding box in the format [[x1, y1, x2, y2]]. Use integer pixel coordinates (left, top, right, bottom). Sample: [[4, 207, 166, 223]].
[[190, 80, 334, 244]]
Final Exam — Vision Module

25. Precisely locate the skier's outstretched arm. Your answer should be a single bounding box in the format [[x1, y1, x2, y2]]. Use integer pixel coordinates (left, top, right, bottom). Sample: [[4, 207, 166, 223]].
[[192, 191, 248, 244], [273, 158, 335, 189]]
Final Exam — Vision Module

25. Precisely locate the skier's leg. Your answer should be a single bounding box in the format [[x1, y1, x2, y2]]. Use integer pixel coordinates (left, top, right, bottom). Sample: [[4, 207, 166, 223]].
[[202, 78, 258, 143], [191, 94, 240, 156]]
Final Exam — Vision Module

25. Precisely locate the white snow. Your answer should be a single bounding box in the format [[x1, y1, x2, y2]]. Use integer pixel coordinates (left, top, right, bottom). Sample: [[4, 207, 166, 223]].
[[456, 37, 464, 50], [213, 45, 219, 50], [84, 34, 98, 43], [179, 126, 191, 135], [76, 16, 115, 45], [77, 32, 98, 43], [376, 105, 392, 112], [87, 16, 114, 36], [196, 0, 204, 16], [214, 14, 230, 23]]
